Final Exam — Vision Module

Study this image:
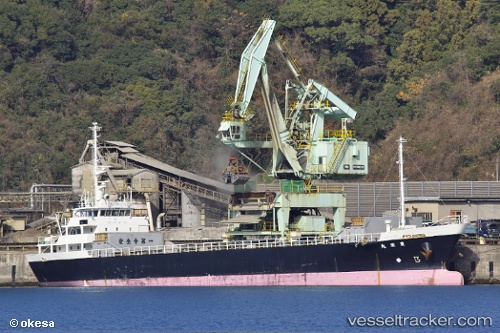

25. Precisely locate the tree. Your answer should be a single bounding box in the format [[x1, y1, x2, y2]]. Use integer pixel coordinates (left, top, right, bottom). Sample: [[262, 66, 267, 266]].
[[388, 0, 480, 81]]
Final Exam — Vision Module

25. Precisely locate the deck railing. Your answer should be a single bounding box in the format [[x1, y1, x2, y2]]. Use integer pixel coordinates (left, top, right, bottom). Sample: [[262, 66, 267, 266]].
[[88, 233, 381, 258]]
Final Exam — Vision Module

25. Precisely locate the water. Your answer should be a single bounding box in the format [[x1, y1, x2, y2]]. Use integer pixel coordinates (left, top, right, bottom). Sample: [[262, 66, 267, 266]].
[[0, 286, 498, 333]]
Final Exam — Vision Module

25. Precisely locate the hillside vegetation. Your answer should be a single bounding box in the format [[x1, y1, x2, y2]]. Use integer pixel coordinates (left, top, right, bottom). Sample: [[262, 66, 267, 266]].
[[0, 0, 499, 190]]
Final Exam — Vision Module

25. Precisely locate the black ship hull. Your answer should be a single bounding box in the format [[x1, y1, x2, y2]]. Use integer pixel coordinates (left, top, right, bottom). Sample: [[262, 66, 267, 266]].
[[29, 234, 464, 286]]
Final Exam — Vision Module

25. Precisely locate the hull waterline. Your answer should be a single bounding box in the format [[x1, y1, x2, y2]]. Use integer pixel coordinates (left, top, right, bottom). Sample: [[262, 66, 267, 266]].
[[38, 269, 464, 287]]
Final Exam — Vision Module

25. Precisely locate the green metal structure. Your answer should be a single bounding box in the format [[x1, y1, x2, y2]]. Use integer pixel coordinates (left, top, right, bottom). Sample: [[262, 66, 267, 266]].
[[217, 19, 369, 182], [218, 19, 370, 238]]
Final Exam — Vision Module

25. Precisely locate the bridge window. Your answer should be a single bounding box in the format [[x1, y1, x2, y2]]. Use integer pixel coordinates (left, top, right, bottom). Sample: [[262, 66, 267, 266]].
[[231, 125, 241, 139], [68, 227, 81, 235], [74, 210, 93, 217], [83, 210, 94, 217], [118, 210, 131, 216]]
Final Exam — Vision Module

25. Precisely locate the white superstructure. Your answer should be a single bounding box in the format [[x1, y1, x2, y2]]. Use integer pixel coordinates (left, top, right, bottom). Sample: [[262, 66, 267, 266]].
[[27, 123, 158, 263]]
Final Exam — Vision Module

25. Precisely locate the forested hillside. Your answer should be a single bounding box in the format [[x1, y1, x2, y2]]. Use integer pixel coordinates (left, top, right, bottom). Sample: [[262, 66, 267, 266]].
[[0, 0, 499, 190]]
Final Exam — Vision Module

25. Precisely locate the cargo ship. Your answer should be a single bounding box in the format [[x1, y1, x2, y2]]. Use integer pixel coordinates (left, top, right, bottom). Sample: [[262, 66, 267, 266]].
[[26, 123, 467, 286], [28, 20, 467, 286]]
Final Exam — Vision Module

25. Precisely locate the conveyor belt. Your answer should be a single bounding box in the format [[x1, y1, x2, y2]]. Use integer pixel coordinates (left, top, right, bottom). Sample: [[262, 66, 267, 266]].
[[101, 141, 233, 205]]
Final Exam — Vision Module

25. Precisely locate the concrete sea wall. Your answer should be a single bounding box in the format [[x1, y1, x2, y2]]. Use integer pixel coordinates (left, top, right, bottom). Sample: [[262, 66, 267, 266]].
[[450, 243, 500, 285], [0, 249, 37, 286]]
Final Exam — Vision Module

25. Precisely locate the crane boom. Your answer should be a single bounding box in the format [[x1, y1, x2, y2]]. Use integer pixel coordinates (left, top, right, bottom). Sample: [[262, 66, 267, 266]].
[[232, 19, 275, 119], [218, 19, 369, 183]]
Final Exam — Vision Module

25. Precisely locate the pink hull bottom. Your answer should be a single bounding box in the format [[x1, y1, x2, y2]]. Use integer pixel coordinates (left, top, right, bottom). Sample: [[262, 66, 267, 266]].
[[40, 269, 464, 287]]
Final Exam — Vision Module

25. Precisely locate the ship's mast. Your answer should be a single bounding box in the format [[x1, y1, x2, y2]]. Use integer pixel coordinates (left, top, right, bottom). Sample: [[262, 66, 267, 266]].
[[91, 122, 102, 205], [398, 137, 407, 227]]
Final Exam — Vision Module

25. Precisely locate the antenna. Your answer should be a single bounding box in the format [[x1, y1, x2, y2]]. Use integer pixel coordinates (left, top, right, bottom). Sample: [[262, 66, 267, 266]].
[[398, 137, 407, 227]]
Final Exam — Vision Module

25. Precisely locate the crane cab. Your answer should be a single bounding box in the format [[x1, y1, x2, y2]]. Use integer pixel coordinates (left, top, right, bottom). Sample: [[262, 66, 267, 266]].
[[218, 119, 246, 143]]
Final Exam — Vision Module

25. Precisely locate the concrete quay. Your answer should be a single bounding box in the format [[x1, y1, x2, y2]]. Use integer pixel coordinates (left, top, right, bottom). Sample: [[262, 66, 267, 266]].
[[0, 248, 37, 286], [450, 240, 500, 285]]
